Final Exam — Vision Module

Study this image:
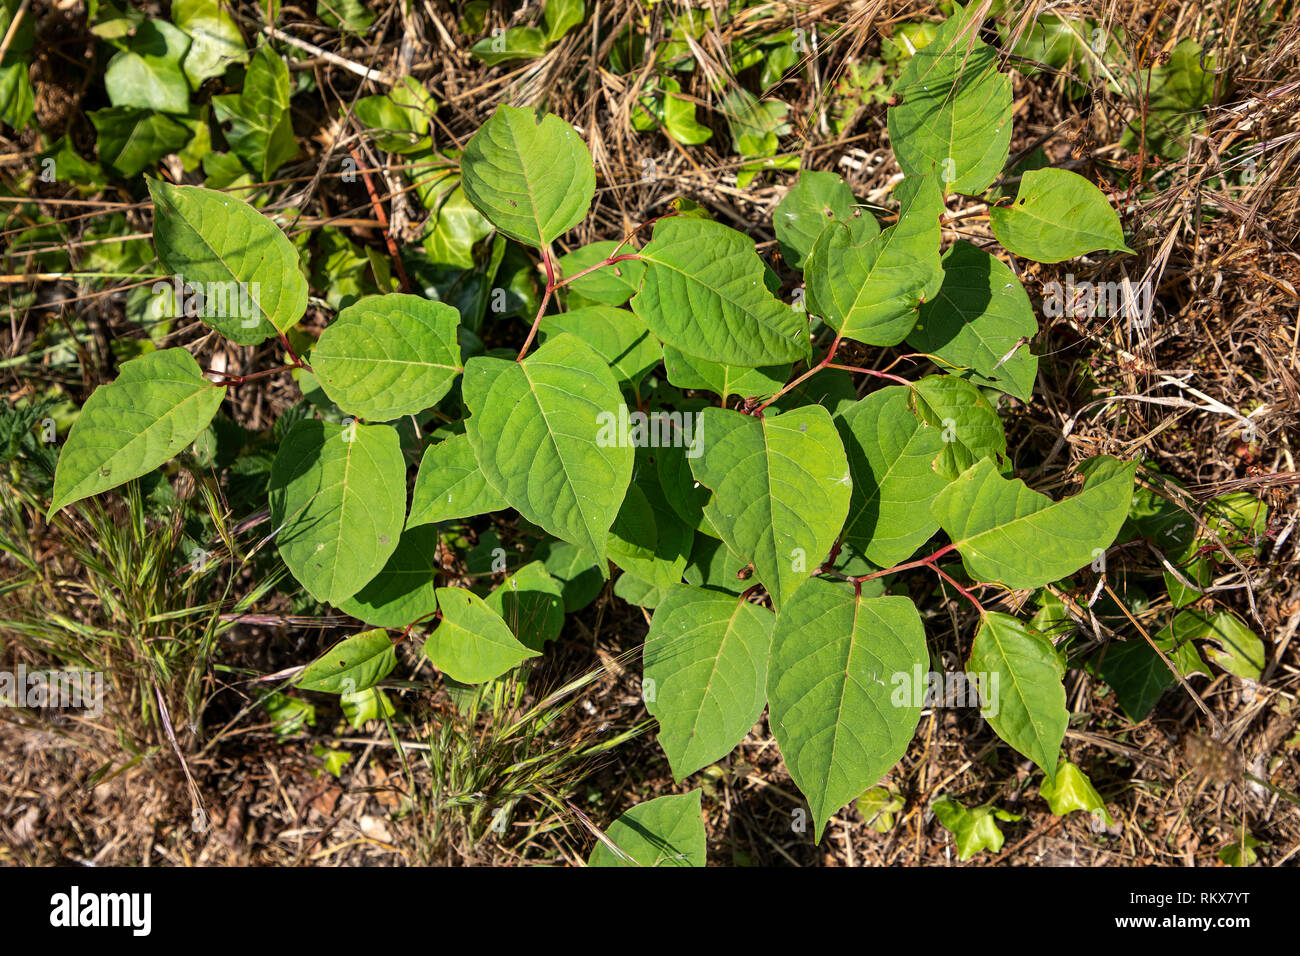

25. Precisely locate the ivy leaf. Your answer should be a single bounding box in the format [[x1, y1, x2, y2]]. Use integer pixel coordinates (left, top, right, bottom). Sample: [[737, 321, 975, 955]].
[[968, 612, 1068, 781], [469, 27, 548, 66], [462, 333, 633, 565], [296, 629, 396, 694], [336, 528, 441, 629], [312, 294, 463, 421], [631, 216, 809, 368], [908, 241, 1039, 401], [643, 585, 775, 779], [211, 45, 299, 179], [268, 420, 406, 605], [423, 586, 539, 683], [911, 374, 1007, 480], [689, 406, 851, 609], [806, 175, 944, 346], [408, 432, 507, 527], [543, 0, 585, 43], [1039, 759, 1115, 826], [836, 385, 950, 567], [887, 2, 1013, 195], [588, 791, 706, 867], [91, 107, 193, 178], [540, 306, 662, 391], [932, 796, 1020, 861], [104, 19, 191, 114], [1166, 609, 1265, 681], [173, 0, 246, 85], [773, 170, 860, 270], [48, 348, 225, 516], [557, 241, 645, 306], [460, 105, 595, 247], [932, 456, 1137, 589], [991, 168, 1134, 263], [768, 580, 927, 841], [149, 179, 308, 345]]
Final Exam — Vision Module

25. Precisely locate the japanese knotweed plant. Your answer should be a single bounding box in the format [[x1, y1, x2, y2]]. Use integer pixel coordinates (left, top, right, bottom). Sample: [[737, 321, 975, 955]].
[[48, 5, 1144, 860]]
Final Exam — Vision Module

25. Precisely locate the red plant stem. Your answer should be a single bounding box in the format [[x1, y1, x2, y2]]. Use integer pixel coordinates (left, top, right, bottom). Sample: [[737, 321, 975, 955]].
[[346, 144, 413, 293], [846, 541, 984, 614], [826, 362, 913, 387], [754, 331, 843, 414], [211, 363, 300, 386], [552, 252, 643, 289], [517, 246, 557, 361]]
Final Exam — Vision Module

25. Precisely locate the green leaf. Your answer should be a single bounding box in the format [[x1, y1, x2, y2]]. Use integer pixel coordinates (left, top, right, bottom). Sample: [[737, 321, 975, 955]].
[[353, 76, 437, 154], [1039, 759, 1114, 826], [932, 456, 1137, 589], [312, 294, 462, 420], [968, 612, 1068, 781], [319, 0, 374, 33], [662, 346, 789, 402], [149, 179, 308, 345], [908, 241, 1039, 401], [806, 175, 944, 346], [1121, 38, 1215, 160], [268, 420, 406, 605], [773, 170, 860, 270], [296, 629, 396, 694], [991, 168, 1134, 263], [543, 0, 585, 43], [910, 374, 1007, 480], [48, 348, 225, 516], [768, 580, 927, 840], [540, 306, 662, 391], [423, 586, 539, 683], [607, 482, 688, 590], [104, 19, 192, 114], [91, 107, 193, 178], [588, 790, 706, 867], [1096, 637, 1173, 721], [462, 333, 633, 565], [460, 105, 595, 247], [689, 406, 850, 609], [631, 216, 809, 367], [408, 432, 507, 527], [211, 45, 299, 179], [336, 528, 441, 628], [644, 585, 774, 779], [557, 241, 645, 306], [932, 796, 1020, 861], [836, 385, 949, 567], [540, 540, 605, 612], [173, 0, 246, 85], [486, 561, 565, 652], [887, 2, 1012, 195], [1218, 832, 1262, 867], [469, 26, 548, 66], [1165, 609, 1265, 681]]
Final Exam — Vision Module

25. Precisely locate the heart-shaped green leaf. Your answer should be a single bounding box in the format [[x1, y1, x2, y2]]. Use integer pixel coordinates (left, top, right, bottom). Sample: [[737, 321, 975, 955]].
[[462, 333, 633, 565], [932, 455, 1137, 589], [268, 420, 406, 605], [773, 169, 861, 270], [149, 179, 308, 345], [408, 432, 507, 527], [296, 629, 396, 694], [588, 790, 706, 867], [690, 405, 851, 608], [312, 294, 463, 421], [644, 585, 775, 779], [632, 216, 809, 367], [908, 241, 1039, 401], [423, 586, 539, 683], [48, 348, 225, 516], [768, 580, 927, 841], [991, 168, 1134, 263], [460, 105, 595, 247], [968, 612, 1067, 781], [806, 175, 944, 346]]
